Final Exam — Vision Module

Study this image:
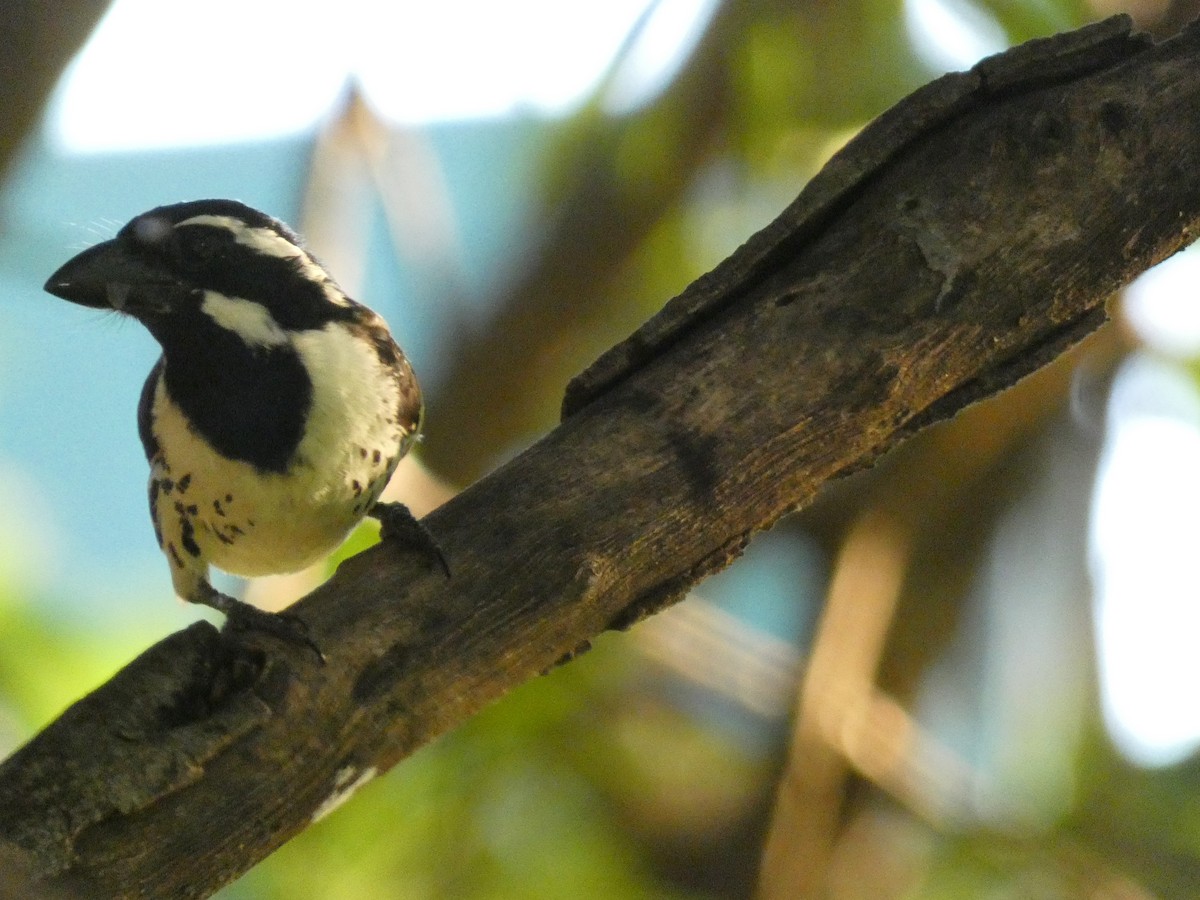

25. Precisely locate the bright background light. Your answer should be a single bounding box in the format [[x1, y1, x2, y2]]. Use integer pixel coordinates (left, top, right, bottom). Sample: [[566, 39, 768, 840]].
[[603, 0, 722, 113], [904, 0, 1008, 71], [50, 0, 720, 153], [1089, 243, 1200, 768], [1123, 247, 1200, 357], [1090, 353, 1200, 766]]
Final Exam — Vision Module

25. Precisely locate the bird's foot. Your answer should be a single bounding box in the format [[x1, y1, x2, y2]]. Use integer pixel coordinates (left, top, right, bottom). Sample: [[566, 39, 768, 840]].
[[196, 582, 325, 663], [369, 501, 450, 577]]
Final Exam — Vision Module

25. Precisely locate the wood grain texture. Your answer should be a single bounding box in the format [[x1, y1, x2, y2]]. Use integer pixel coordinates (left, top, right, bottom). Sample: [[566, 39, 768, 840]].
[[3, 14, 1200, 897]]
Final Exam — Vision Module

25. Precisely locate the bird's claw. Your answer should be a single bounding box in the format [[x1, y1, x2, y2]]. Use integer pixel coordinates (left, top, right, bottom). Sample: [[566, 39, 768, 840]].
[[196, 582, 325, 662], [370, 501, 450, 578], [224, 604, 326, 664]]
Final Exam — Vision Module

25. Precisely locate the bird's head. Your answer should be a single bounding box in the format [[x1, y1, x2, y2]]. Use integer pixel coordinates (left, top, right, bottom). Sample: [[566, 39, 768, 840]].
[[44, 199, 351, 345]]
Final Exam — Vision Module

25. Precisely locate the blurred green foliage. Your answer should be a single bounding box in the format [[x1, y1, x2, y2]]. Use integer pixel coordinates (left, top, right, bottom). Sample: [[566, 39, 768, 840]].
[[0, 597, 138, 744], [230, 642, 683, 900]]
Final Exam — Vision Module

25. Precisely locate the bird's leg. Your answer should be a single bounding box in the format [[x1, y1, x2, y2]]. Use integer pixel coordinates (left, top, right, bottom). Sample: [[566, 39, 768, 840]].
[[369, 501, 450, 578], [194, 580, 325, 663]]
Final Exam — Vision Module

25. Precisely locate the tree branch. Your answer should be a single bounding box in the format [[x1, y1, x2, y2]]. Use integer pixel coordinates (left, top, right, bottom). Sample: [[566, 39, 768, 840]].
[[2, 14, 1198, 898]]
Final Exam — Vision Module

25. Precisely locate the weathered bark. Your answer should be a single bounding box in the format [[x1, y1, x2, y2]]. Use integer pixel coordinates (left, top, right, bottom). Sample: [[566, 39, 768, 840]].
[[1, 14, 1197, 898]]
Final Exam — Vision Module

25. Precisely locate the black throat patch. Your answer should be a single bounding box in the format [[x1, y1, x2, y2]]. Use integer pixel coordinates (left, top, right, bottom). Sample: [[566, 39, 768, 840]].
[[141, 312, 313, 474]]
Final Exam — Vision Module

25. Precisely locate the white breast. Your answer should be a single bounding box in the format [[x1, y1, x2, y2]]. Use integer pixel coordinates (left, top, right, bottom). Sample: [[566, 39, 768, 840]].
[[150, 322, 414, 586]]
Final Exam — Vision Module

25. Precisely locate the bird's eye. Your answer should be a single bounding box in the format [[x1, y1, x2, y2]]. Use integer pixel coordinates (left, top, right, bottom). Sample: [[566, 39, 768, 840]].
[[175, 228, 226, 271]]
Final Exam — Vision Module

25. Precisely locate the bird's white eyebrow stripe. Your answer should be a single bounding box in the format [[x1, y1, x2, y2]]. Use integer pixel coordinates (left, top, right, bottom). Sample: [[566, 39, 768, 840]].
[[175, 213, 352, 308], [177, 214, 303, 261]]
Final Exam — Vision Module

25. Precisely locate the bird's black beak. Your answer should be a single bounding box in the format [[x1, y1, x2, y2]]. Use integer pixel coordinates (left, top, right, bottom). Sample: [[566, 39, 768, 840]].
[[44, 240, 177, 314]]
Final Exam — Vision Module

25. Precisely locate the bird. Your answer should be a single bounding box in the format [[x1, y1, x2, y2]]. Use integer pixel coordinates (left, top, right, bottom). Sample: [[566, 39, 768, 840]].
[[44, 199, 448, 655]]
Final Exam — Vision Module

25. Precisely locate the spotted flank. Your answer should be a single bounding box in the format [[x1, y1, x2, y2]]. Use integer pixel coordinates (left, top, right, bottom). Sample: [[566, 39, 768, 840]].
[[141, 325, 420, 601]]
